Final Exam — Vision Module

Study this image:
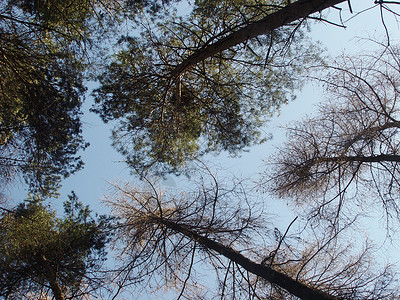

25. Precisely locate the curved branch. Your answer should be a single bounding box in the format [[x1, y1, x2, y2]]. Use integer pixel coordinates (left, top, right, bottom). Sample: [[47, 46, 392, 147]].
[[170, 0, 347, 78]]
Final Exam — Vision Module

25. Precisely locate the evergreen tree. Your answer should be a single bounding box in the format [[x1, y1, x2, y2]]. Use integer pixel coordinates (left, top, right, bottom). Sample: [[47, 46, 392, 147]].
[[93, 0, 328, 175], [0, 193, 111, 300]]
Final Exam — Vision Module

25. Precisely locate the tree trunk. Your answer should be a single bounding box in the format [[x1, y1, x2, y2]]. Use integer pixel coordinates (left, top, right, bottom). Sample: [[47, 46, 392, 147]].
[[157, 218, 338, 300], [41, 255, 65, 300], [320, 154, 400, 163], [170, 0, 347, 78]]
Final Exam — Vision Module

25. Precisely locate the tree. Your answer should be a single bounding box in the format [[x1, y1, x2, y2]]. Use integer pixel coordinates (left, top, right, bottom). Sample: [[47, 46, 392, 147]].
[[262, 44, 400, 227], [0, 192, 112, 300], [105, 173, 398, 299], [93, 0, 400, 175], [94, 0, 351, 175], [0, 40, 88, 194], [0, 0, 163, 194], [0, 0, 95, 193]]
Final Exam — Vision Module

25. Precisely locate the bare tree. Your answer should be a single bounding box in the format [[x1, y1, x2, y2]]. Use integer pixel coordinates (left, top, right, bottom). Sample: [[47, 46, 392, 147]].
[[105, 170, 397, 299], [262, 44, 400, 227]]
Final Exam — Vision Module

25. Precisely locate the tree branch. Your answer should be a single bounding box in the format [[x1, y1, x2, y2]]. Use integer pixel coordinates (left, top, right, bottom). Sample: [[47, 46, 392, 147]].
[[321, 154, 400, 163], [170, 0, 347, 78], [156, 217, 338, 300]]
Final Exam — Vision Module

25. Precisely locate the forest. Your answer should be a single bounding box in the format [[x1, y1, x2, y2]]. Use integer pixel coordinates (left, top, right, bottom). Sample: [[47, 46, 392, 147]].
[[1, 0, 400, 299]]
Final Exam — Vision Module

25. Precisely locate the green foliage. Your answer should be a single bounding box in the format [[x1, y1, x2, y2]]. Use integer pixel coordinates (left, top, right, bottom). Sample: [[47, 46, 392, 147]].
[[1, 34, 88, 191], [12, 0, 93, 24], [0, 193, 111, 299], [125, 0, 181, 15], [93, 0, 320, 175], [0, 0, 183, 191], [0, 0, 94, 193]]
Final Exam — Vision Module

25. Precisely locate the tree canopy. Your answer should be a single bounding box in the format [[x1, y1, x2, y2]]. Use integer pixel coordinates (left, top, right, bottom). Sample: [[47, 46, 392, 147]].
[[92, 0, 400, 175], [92, 0, 331, 175], [0, 193, 111, 299], [0, 0, 158, 193], [0, 0, 92, 193]]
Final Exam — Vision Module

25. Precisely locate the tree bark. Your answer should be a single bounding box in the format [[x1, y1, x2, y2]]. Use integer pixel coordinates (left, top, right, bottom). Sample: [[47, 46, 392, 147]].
[[41, 255, 65, 300], [170, 0, 347, 78], [157, 218, 338, 300], [320, 154, 400, 163]]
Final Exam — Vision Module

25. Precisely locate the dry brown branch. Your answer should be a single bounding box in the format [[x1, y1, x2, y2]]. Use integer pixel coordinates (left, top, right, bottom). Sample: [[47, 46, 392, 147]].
[[104, 171, 398, 299], [262, 44, 400, 226]]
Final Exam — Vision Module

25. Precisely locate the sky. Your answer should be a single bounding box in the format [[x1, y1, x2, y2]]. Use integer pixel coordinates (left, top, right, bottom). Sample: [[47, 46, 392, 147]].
[[4, 0, 400, 298]]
